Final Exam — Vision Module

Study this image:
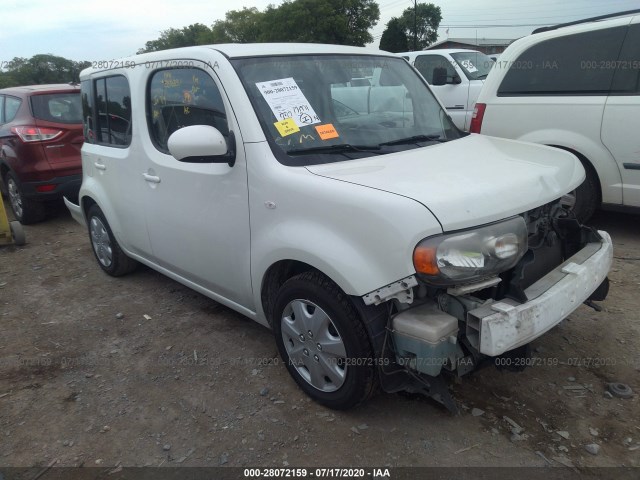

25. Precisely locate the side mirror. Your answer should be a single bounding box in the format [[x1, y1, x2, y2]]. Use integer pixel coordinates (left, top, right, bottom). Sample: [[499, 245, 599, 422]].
[[167, 125, 236, 167], [432, 67, 448, 86], [432, 67, 462, 86]]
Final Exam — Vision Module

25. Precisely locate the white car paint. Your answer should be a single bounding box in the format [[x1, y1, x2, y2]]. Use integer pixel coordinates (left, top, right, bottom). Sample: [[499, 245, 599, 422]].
[[66, 43, 611, 383], [474, 13, 640, 211]]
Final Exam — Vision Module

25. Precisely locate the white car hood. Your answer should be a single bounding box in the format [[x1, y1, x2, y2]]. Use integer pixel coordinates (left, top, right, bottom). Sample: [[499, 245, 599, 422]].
[[305, 135, 584, 231]]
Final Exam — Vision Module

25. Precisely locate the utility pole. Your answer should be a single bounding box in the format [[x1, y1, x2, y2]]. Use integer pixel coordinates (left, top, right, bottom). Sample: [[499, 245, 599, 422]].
[[414, 0, 417, 50]]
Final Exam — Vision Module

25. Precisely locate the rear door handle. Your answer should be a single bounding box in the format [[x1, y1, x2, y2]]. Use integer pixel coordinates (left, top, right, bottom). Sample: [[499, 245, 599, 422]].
[[142, 173, 161, 184], [94, 162, 106, 171]]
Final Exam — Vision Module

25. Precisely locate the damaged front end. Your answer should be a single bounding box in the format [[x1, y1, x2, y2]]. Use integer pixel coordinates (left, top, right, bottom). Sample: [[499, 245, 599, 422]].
[[363, 199, 613, 411]]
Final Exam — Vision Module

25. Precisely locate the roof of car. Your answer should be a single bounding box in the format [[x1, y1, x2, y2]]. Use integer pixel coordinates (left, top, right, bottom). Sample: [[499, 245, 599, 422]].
[[82, 43, 397, 76], [0, 84, 80, 95], [397, 49, 487, 57], [497, 13, 638, 62], [208, 43, 391, 58]]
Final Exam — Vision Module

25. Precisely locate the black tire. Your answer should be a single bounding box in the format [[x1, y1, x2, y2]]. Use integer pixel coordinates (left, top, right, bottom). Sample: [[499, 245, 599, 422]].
[[5, 172, 46, 224], [272, 271, 377, 410], [9, 221, 26, 246], [571, 165, 599, 224], [87, 204, 137, 276]]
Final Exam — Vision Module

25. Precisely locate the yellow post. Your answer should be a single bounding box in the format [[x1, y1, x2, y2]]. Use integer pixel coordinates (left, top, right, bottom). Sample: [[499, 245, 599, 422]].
[[0, 195, 14, 245]]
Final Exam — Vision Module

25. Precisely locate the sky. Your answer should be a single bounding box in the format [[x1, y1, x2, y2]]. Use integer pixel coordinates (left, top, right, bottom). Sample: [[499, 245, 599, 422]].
[[0, 0, 639, 63]]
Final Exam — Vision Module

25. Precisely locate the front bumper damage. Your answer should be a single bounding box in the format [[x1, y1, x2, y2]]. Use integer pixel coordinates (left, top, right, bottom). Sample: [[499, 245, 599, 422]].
[[472, 230, 612, 356]]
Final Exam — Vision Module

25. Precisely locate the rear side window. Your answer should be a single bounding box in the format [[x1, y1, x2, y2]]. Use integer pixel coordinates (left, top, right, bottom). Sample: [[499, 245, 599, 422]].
[[31, 93, 82, 124], [95, 75, 132, 146], [610, 24, 640, 94], [4, 96, 22, 122], [147, 68, 228, 153], [498, 26, 628, 95]]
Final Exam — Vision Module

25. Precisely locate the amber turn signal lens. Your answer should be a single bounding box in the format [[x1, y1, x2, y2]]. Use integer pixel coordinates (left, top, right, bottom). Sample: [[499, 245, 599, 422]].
[[413, 246, 440, 275]]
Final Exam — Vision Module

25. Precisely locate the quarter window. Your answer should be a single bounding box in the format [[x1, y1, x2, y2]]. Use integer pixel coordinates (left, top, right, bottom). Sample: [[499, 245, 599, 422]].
[[610, 24, 640, 95], [95, 75, 132, 146], [498, 26, 628, 96], [4, 96, 21, 123], [81, 80, 95, 143], [147, 68, 228, 153]]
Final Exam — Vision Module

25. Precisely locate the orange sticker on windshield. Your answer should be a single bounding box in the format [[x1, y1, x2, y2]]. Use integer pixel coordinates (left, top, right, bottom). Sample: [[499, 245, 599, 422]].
[[274, 118, 300, 137], [315, 124, 339, 140]]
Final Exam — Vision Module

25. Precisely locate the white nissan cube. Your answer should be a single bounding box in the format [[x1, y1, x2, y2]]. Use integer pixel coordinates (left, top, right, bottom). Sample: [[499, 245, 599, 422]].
[[66, 44, 612, 410]]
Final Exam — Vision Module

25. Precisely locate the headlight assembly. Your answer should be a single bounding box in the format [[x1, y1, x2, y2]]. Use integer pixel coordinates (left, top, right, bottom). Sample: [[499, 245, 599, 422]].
[[413, 216, 528, 285]]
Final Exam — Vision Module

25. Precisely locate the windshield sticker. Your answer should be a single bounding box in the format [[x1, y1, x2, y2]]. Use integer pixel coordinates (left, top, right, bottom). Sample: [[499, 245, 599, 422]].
[[274, 118, 300, 137], [460, 60, 478, 73], [256, 77, 321, 127], [315, 124, 339, 140]]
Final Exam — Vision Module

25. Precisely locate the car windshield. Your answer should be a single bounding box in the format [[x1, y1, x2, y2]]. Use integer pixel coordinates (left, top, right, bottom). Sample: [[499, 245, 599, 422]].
[[232, 54, 461, 165], [450, 52, 494, 80], [31, 93, 82, 124]]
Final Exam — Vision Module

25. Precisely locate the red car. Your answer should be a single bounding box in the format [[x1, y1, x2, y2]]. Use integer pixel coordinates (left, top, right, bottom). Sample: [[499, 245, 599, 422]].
[[0, 84, 83, 224]]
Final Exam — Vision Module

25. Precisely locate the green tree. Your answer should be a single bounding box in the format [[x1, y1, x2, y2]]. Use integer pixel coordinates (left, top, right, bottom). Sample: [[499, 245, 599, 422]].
[[138, 23, 213, 53], [260, 0, 379, 46], [0, 54, 89, 87], [213, 7, 264, 43], [138, 0, 380, 52], [399, 2, 441, 51], [379, 17, 409, 52]]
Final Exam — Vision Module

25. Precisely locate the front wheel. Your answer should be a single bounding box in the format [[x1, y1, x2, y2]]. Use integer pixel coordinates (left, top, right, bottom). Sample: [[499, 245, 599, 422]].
[[87, 205, 137, 276], [272, 271, 377, 410]]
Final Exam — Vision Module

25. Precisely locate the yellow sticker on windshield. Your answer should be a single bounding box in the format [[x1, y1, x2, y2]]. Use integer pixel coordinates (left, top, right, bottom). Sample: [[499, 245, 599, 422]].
[[315, 124, 339, 140], [274, 118, 300, 137]]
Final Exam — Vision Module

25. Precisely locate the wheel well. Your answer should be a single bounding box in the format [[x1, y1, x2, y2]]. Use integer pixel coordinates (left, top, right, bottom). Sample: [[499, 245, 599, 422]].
[[261, 260, 319, 326], [81, 196, 97, 220], [548, 145, 602, 204]]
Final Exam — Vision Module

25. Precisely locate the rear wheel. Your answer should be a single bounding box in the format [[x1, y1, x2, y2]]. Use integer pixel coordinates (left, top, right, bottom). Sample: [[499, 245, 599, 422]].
[[87, 205, 137, 276], [5, 173, 45, 224], [272, 271, 377, 410]]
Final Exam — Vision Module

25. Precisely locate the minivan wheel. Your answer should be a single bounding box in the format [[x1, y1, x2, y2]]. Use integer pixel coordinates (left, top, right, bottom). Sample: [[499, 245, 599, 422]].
[[272, 271, 377, 410], [87, 205, 137, 276], [5, 173, 45, 224]]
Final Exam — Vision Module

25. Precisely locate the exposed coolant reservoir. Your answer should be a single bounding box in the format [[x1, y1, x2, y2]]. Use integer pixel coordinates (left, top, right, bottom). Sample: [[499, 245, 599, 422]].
[[392, 301, 460, 376]]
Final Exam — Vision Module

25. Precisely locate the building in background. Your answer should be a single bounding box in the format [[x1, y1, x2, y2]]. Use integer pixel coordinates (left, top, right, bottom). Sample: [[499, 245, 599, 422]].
[[426, 37, 516, 55]]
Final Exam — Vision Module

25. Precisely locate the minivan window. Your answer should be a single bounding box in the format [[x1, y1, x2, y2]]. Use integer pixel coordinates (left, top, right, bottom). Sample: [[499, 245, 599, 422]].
[[148, 68, 229, 153], [414, 54, 457, 84], [95, 75, 132, 146], [233, 54, 460, 166], [4, 96, 21, 123], [498, 26, 628, 96], [610, 24, 640, 94], [31, 93, 82, 124], [450, 51, 494, 80]]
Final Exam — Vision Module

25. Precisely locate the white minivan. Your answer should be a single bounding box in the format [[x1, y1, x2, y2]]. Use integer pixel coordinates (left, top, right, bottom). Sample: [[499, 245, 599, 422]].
[[399, 49, 494, 130], [471, 11, 640, 222], [66, 43, 611, 410]]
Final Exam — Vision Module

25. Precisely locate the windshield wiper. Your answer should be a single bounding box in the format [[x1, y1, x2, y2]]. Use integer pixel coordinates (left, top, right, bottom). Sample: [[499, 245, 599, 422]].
[[379, 134, 447, 146], [287, 144, 381, 156]]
